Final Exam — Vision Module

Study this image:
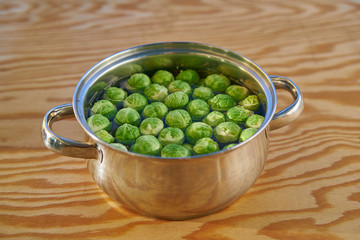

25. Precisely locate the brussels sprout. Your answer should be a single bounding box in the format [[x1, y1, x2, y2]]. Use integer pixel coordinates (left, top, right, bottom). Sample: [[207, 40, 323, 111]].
[[113, 63, 142, 76], [168, 80, 192, 95], [176, 56, 205, 70], [124, 93, 148, 111], [95, 130, 114, 144], [139, 117, 164, 136], [245, 114, 264, 128], [126, 73, 151, 92], [208, 94, 236, 111], [192, 86, 214, 101], [165, 109, 192, 130], [103, 87, 128, 106], [185, 122, 213, 144], [114, 107, 141, 126], [115, 123, 141, 145], [88, 82, 108, 96], [110, 143, 128, 151], [257, 93, 266, 105], [164, 92, 189, 109], [204, 74, 231, 93], [225, 106, 253, 124], [225, 85, 249, 102], [202, 111, 225, 127], [239, 128, 257, 142], [90, 100, 117, 119], [130, 135, 162, 156], [142, 102, 168, 119], [158, 127, 185, 146], [222, 143, 237, 150], [214, 122, 241, 144], [143, 83, 168, 102], [182, 143, 193, 155], [151, 70, 174, 86], [161, 144, 191, 158], [240, 95, 260, 111], [87, 114, 112, 133], [144, 57, 173, 70], [176, 69, 200, 85], [193, 137, 219, 155], [186, 99, 210, 121]]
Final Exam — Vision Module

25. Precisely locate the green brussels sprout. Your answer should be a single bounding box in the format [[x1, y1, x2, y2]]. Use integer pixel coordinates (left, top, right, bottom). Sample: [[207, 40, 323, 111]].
[[143, 83, 169, 102], [222, 143, 237, 150], [176, 56, 206, 70], [114, 107, 141, 126], [193, 137, 219, 155], [240, 95, 260, 111], [208, 94, 236, 111], [186, 99, 210, 121], [182, 143, 193, 155], [165, 109, 192, 130], [126, 73, 151, 92], [151, 70, 174, 86], [110, 143, 128, 151], [176, 69, 200, 85], [168, 80, 192, 95], [161, 144, 191, 158], [214, 122, 241, 144], [192, 86, 214, 101], [124, 93, 148, 111], [103, 87, 128, 106], [143, 57, 173, 70], [139, 117, 164, 136], [204, 74, 231, 93], [142, 102, 168, 119], [202, 111, 225, 127], [158, 127, 185, 146], [257, 93, 266, 105], [88, 81, 108, 97], [196, 78, 206, 87], [90, 100, 117, 119], [115, 123, 141, 145], [95, 130, 114, 144], [225, 106, 253, 124], [225, 85, 250, 102], [164, 92, 189, 109], [113, 63, 142, 76], [239, 128, 257, 142], [185, 122, 213, 144], [87, 114, 112, 133], [245, 114, 264, 128], [130, 135, 162, 156]]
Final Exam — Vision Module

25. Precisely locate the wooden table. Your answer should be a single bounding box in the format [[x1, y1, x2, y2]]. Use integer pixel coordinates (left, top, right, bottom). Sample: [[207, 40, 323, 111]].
[[1, 0, 359, 239]]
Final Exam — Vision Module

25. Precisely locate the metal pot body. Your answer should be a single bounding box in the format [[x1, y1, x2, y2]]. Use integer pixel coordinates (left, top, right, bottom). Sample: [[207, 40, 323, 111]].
[[88, 126, 268, 220], [42, 42, 303, 220]]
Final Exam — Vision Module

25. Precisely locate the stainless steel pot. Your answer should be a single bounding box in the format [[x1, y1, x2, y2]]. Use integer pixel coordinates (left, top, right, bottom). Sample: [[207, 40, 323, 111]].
[[42, 42, 303, 220]]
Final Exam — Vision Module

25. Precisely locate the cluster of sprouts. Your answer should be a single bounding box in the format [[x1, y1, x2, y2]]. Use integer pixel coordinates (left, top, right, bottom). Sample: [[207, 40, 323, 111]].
[[87, 69, 264, 158]]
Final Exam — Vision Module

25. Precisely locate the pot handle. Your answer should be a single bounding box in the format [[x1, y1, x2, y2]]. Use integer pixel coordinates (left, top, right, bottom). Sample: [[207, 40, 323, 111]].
[[269, 76, 304, 131], [41, 103, 99, 159]]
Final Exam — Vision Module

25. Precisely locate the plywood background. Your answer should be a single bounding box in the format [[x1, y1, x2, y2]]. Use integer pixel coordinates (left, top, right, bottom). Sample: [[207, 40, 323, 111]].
[[0, 0, 359, 239]]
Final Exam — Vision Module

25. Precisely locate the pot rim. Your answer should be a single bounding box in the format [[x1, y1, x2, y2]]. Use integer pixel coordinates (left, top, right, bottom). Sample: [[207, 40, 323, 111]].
[[72, 41, 276, 160]]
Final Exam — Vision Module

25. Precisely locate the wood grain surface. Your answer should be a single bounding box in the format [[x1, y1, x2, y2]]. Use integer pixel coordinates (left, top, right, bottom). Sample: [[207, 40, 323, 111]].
[[0, 0, 359, 239]]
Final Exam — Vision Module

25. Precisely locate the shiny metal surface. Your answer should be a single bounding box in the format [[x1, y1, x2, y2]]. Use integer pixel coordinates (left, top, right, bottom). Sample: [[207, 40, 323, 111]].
[[270, 76, 304, 130], [87, 126, 269, 220], [41, 42, 303, 220], [41, 104, 99, 159]]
